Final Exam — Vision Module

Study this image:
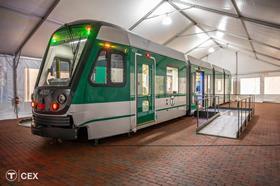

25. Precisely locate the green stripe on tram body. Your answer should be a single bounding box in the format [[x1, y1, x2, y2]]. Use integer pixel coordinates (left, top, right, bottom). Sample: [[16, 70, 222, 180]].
[[79, 103, 187, 127], [156, 104, 187, 112], [80, 114, 136, 127]]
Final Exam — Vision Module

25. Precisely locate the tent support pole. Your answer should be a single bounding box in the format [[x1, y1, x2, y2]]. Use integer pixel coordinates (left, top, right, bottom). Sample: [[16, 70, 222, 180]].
[[128, 0, 165, 31], [11, 0, 60, 120], [12, 54, 20, 119], [235, 51, 238, 95]]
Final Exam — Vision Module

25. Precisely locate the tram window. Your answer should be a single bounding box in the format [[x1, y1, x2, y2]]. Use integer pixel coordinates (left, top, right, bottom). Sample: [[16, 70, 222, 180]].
[[55, 58, 70, 79], [47, 57, 71, 85], [217, 79, 222, 92], [91, 50, 107, 84], [110, 53, 124, 83], [166, 67, 178, 94], [142, 64, 150, 95], [90, 50, 125, 86], [208, 75, 211, 90]]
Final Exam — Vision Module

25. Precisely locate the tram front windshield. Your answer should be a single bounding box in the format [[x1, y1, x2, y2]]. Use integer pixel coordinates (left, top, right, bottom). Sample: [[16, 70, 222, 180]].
[[37, 24, 91, 87]]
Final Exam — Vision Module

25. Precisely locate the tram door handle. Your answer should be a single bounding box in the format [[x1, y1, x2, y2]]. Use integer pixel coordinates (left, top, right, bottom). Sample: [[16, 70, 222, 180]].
[[170, 96, 175, 106], [165, 99, 169, 105]]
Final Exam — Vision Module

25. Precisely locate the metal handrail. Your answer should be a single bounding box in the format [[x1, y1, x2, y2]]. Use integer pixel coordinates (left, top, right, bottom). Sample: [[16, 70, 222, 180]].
[[235, 95, 255, 137], [195, 95, 220, 130], [195, 94, 255, 138]]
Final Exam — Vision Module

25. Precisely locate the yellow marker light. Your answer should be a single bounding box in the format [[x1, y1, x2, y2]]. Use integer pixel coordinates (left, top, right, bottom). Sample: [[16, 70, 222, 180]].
[[99, 42, 117, 49], [104, 43, 111, 49], [85, 25, 91, 35]]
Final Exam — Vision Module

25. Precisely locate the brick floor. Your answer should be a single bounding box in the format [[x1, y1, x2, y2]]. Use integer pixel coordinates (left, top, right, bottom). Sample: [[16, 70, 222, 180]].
[[0, 103, 279, 185]]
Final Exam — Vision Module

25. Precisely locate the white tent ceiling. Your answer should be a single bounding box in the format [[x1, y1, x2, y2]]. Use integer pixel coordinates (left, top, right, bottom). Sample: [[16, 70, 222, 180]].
[[0, 0, 279, 68]]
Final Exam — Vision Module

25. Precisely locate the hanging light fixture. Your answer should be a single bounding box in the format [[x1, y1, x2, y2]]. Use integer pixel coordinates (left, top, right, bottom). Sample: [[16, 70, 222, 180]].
[[208, 47, 215, 53], [161, 14, 172, 26], [216, 31, 224, 39]]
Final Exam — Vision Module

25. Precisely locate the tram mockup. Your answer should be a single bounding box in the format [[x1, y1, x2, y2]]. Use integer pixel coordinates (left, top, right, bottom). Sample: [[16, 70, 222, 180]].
[[31, 20, 231, 140]]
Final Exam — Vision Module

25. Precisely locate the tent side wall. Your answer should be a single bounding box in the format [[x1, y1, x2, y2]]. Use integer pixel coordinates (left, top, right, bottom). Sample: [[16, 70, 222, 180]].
[[0, 55, 41, 120]]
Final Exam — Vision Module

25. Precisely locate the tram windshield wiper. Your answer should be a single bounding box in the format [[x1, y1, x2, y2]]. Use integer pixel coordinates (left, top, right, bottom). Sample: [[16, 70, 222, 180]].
[[65, 24, 76, 56], [70, 35, 82, 76]]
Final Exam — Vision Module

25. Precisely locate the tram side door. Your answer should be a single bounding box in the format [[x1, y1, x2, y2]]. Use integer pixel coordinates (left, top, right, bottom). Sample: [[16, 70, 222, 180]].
[[195, 71, 205, 106], [136, 54, 155, 126]]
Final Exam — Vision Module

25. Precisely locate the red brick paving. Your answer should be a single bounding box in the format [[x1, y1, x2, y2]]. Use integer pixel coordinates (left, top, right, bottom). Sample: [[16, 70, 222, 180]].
[[0, 103, 279, 185]]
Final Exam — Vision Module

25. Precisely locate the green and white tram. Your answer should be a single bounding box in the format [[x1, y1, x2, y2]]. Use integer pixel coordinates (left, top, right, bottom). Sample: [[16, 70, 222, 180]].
[[31, 20, 188, 140], [31, 20, 231, 140]]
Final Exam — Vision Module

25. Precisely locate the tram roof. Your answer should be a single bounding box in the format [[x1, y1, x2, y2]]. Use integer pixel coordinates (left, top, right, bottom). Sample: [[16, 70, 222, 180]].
[[188, 56, 212, 70], [87, 20, 186, 62], [212, 64, 224, 73]]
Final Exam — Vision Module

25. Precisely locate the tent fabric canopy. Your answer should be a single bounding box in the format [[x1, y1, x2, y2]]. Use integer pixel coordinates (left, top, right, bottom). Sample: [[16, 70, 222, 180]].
[[0, 0, 279, 65]]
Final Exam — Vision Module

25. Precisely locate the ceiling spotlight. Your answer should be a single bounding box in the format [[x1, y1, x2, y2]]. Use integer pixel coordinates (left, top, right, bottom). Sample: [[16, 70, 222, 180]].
[[216, 31, 224, 39], [208, 47, 215, 53], [224, 6, 231, 10], [162, 14, 172, 26]]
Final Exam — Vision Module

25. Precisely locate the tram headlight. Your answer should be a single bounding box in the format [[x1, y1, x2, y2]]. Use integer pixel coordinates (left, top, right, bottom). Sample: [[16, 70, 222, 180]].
[[31, 101, 37, 108], [57, 94, 67, 104], [51, 102, 59, 111]]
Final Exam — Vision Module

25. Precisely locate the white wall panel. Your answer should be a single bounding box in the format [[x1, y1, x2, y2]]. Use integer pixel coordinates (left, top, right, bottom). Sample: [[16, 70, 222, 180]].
[[167, 25, 209, 53], [236, 0, 280, 25], [207, 48, 280, 75], [0, 0, 55, 17], [206, 49, 236, 73], [21, 21, 60, 58], [183, 8, 247, 37], [176, 0, 236, 13], [211, 34, 252, 50], [237, 53, 278, 74], [0, 7, 40, 54], [253, 42, 280, 59], [187, 40, 217, 59], [245, 21, 280, 48], [257, 55, 280, 67], [49, 0, 162, 30]]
